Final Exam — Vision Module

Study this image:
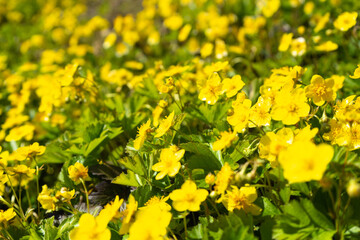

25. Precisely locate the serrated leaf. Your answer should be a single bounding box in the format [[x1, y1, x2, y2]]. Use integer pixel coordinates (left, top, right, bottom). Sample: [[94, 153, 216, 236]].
[[258, 197, 280, 217], [37, 143, 71, 165], [118, 155, 145, 176], [112, 170, 140, 187], [84, 135, 108, 157]]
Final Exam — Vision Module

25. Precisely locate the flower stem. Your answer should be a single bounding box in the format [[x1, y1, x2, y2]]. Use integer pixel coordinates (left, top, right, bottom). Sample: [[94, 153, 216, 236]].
[[80, 179, 90, 213]]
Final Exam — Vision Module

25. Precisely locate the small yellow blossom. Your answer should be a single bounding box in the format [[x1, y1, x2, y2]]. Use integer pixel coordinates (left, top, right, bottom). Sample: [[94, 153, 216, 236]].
[[213, 131, 238, 151], [128, 202, 172, 240], [249, 96, 272, 128], [278, 141, 333, 183], [259, 128, 294, 165], [222, 75, 245, 98], [10, 142, 46, 161], [152, 146, 185, 180], [164, 14, 183, 30], [101, 196, 124, 222], [305, 75, 336, 106], [350, 65, 360, 79], [290, 37, 306, 57], [119, 195, 138, 235], [227, 99, 252, 133], [278, 33, 293, 52], [55, 187, 76, 203], [199, 72, 223, 105], [315, 41, 338, 52], [38, 185, 58, 211], [331, 75, 345, 91], [334, 12, 358, 32], [70, 213, 111, 240], [170, 180, 208, 212], [200, 42, 214, 58], [68, 162, 90, 184], [258, 0, 280, 18], [103, 33, 117, 49], [223, 185, 262, 215], [134, 120, 151, 150], [214, 162, 234, 199], [178, 24, 192, 42], [0, 208, 16, 225], [154, 111, 175, 138], [271, 88, 310, 125], [314, 13, 330, 33]]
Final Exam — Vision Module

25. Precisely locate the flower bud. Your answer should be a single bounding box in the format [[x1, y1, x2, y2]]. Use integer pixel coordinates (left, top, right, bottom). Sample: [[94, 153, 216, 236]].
[[347, 180, 360, 198]]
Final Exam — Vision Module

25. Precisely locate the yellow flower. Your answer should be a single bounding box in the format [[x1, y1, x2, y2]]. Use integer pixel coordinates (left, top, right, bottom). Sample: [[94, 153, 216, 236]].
[[271, 88, 310, 125], [128, 202, 172, 240], [259, 128, 294, 165], [315, 41, 338, 52], [152, 100, 167, 127], [334, 12, 358, 32], [5, 123, 35, 142], [68, 162, 90, 184], [323, 119, 351, 147], [154, 111, 175, 138], [0, 208, 16, 225], [178, 24, 192, 42], [222, 75, 245, 98], [214, 162, 234, 198], [170, 180, 208, 212], [199, 72, 223, 105], [278, 33, 293, 52], [227, 99, 252, 133], [215, 39, 227, 59], [331, 75, 345, 91], [55, 187, 76, 203], [305, 75, 336, 106], [134, 120, 152, 150], [38, 185, 58, 211], [213, 131, 238, 151], [103, 32, 117, 49], [200, 42, 214, 58], [258, 0, 280, 18], [223, 185, 262, 215], [314, 13, 330, 33], [101, 196, 124, 222], [119, 195, 138, 235], [152, 146, 185, 180], [349, 122, 360, 150], [10, 142, 46, 161], [249, 96, 272, 128], [278, 141, 333, 183], [290, 37, 306, 56], [144, 196, 171, 212], [8, 165, 35, 186], [164, 14, 183, 30], [350, 65, 360, 79], [70, 213, 111, 240]]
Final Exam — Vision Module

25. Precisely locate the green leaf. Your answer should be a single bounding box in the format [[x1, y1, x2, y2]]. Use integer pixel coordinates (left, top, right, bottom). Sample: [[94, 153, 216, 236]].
[[112, 170, 140, 187], [119, 155, 145, 176], [301, 199, 334, 230], [57, 214, 80, 239], [279, 186, 291, 204], [84, 135, 108, 157], [258, 197, 280, 217], [281, 200, 311, 228], [260, 218, 274, 240], [37, 143, 71, 165], [180, 142, 222, 171]]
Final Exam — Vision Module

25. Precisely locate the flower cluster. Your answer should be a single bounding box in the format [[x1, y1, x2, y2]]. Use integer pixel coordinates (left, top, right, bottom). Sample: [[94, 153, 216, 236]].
[[0, 0, 359, 239]]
